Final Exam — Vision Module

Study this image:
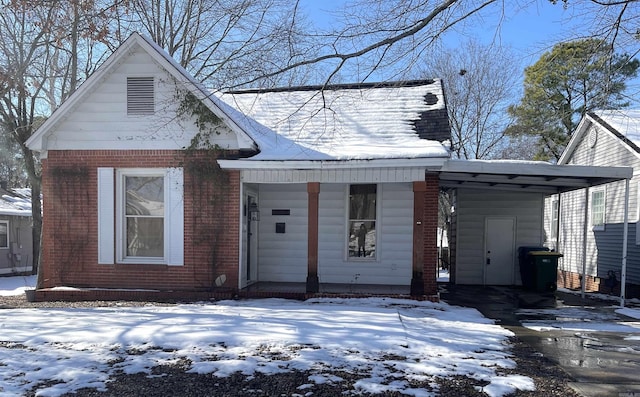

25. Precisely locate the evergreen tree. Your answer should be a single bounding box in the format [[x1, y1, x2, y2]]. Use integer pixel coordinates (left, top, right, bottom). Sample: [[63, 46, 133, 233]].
[[506, 39, 639, 160]]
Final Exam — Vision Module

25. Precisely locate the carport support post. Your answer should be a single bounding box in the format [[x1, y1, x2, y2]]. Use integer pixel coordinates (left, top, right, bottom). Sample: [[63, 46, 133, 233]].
[[581, 187, 589, 299], [620, 178, 630, 308], [306, 182, 320, 293]]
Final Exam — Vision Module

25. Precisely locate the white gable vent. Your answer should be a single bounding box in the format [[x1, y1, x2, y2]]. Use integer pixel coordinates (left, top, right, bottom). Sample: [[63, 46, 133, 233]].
[[127, 77, 155, 115]]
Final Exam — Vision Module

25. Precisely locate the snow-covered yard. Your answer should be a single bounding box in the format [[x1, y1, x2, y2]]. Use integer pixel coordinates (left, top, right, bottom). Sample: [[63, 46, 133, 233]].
[[0, 276, 532, 397]]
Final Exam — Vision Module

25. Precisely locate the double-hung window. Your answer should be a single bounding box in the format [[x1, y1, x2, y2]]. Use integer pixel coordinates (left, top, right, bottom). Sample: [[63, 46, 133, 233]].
[[590, 188, 605, 231], [348, 184, 377, 259], [121, 171, 165, 259], [550, 199, 559, 241], [0, 221, 8, 249], [98, 167, 183, 265]]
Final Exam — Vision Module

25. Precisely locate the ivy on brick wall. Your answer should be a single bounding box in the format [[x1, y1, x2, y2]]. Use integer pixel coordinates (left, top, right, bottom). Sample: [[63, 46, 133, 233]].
[[175, 87, 232, 290], [49, 165, 91, 283]]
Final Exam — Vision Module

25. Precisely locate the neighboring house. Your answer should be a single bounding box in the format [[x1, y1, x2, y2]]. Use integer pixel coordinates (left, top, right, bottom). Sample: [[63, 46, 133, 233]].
[[25, 33, 450, 301], [545, 110, 640, 297], [0, 184, 33, 275]]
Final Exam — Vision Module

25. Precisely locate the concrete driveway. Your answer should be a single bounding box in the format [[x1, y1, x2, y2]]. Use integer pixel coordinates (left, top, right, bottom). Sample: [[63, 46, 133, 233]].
[[440, 284, 640, 397]]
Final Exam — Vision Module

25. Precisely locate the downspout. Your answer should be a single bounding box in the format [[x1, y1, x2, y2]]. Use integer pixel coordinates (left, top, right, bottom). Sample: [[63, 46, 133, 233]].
[[620, 178, 630, 308], [581, 187, 589, 299]]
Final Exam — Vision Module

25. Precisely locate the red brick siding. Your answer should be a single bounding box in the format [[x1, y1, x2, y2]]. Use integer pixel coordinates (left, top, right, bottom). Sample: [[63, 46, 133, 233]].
[[422, 173, 439, 295], [41, 150, 240, 292]]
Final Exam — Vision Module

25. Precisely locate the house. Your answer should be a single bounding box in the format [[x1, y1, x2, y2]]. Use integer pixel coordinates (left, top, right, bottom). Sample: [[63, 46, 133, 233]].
[[545, 110, 640, 297], [25, 33, 633, 302], [0, 184, 34, 275], [25, 33, 451, 301]]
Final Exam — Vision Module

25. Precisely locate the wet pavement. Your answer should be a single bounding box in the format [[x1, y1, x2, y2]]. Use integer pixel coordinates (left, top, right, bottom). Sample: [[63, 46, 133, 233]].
[[440, 284, 640, 397]]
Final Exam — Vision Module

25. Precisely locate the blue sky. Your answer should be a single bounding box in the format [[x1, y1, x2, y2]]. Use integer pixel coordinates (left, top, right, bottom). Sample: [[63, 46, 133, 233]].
[[299, 1, 640, 104]]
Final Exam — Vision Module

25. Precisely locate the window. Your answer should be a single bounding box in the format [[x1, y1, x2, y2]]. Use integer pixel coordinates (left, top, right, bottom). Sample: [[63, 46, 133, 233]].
[[591, 188, 605, 230], [0, 221, 8, 249], [348, 184, 376, 259], [97, 167, 184, 265], [122, 172, 165, 259], [127, 77, 154, 115]]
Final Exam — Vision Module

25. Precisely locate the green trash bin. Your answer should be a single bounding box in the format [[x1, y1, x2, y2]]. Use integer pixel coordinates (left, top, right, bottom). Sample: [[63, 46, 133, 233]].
[[527, 251, 563, 292]]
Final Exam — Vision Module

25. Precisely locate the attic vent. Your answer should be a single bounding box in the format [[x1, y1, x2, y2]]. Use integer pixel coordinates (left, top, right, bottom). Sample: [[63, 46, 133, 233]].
[[127, 77, 154, 115]]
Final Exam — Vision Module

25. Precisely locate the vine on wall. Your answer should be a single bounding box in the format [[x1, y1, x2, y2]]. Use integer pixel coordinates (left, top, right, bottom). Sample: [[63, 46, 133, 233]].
[[176, 88, 233, 290], [49, 165, 90, 284]]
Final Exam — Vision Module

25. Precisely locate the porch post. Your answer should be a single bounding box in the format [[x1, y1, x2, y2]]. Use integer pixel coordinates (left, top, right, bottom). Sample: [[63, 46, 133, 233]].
[[306, 182, 320, 293], [411, 181, 426, 296]]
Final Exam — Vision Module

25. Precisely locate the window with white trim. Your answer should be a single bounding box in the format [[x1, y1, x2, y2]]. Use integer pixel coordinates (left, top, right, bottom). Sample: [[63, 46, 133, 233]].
[[127, 77, 155, 115], [97, 167, 184, 265], [120, 171, 165, 259], [348, 184, 377, 259], [0, 221, 8, 249], [590, 188, 605, 231]]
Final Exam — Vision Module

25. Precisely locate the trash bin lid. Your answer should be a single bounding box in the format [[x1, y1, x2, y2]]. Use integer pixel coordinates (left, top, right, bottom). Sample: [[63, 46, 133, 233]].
[[528, 251, 563, 257]]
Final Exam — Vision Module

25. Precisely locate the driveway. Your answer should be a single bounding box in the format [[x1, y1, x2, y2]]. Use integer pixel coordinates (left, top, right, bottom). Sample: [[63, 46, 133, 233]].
[[440, 284, 640, 397]]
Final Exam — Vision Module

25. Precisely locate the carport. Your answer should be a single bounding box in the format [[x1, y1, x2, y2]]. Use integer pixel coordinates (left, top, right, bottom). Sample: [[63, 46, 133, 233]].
[[437, 159, 632, 306]]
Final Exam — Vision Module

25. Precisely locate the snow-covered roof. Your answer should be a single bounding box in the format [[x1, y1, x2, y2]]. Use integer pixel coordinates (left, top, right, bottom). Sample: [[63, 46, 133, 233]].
[[218, 81, 451, 161], [0, 189, 32, 217], [560, 109, 640, 164], [591, 109, 640, 151]]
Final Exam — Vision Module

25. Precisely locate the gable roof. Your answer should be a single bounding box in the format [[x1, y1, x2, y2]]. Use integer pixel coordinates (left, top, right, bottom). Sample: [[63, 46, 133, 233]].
[[217, 80, 451, 163], [26, 32, 256, 154], [560, 109, 640, 164]]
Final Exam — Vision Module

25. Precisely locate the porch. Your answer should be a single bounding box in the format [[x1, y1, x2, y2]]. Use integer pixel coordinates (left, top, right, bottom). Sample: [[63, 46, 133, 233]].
[[240, 282, 416, 300]]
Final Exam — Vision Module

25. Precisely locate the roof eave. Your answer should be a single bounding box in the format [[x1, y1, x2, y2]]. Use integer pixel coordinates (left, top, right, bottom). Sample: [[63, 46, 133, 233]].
[[217, 156, 449, 170]]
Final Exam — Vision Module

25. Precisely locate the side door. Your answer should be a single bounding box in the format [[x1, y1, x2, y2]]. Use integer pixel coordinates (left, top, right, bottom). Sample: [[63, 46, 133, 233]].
[[484, 217, 516, 285]]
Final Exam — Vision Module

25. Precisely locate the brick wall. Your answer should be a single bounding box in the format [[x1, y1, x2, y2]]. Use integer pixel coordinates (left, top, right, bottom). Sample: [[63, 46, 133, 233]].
[[41, 150, 240, 292], [422, 173, 439, 296]]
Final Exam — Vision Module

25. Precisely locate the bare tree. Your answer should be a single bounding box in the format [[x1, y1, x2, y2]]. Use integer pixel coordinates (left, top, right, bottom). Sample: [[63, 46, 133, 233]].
[[421, 40, 520, 159], [112, 0, 310, 89], [0, 0, 114, 284]]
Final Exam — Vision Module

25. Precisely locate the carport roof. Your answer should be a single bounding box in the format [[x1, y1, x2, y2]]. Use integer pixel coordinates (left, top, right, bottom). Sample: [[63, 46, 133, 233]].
[[438, 159, 633, 194]]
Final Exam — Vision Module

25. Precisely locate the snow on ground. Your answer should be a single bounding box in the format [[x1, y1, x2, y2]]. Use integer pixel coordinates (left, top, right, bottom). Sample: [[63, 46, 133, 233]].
[[0, 275, 36, 296], [0, 276, 532, 397]]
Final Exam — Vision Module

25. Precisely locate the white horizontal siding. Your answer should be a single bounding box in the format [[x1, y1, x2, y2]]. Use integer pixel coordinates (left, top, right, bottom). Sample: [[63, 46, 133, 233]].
[[455, 188, 544, 285], [318, 183, 413, 285], [241, 168, 426, 184], [257, 184, 308, 282], [45, 45, 239, 151]]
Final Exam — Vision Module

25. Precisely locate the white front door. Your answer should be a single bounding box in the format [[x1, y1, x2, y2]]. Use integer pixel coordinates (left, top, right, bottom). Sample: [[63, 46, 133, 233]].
[[484, 217, 515, 285]]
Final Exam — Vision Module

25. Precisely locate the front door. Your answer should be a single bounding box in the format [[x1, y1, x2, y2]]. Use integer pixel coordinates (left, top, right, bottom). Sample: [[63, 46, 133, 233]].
[[243, 192, 259, 285], [484, 217, 515, 285]]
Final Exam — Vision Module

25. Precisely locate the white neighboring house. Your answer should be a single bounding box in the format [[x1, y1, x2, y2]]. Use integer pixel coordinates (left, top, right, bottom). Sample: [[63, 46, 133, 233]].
[[0, 185, 33, 275], [545, 110, 640, 295]]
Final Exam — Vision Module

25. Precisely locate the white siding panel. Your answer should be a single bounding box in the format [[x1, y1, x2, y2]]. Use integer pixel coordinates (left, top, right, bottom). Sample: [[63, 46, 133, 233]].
[[257, 184, 308, 282], [318, 183, 413, 285], [45, 46, 240, 151], [455, 188, 544, 285], [241, 167, 425, 184]]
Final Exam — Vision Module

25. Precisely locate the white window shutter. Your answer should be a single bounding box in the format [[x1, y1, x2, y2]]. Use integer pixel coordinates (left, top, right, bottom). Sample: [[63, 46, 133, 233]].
[[166, 168, 184, 266], [97, 167, 115, 264]]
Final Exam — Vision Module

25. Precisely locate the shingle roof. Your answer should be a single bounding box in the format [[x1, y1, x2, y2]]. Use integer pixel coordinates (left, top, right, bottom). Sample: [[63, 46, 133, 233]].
[[219, 80, 451, 161]]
